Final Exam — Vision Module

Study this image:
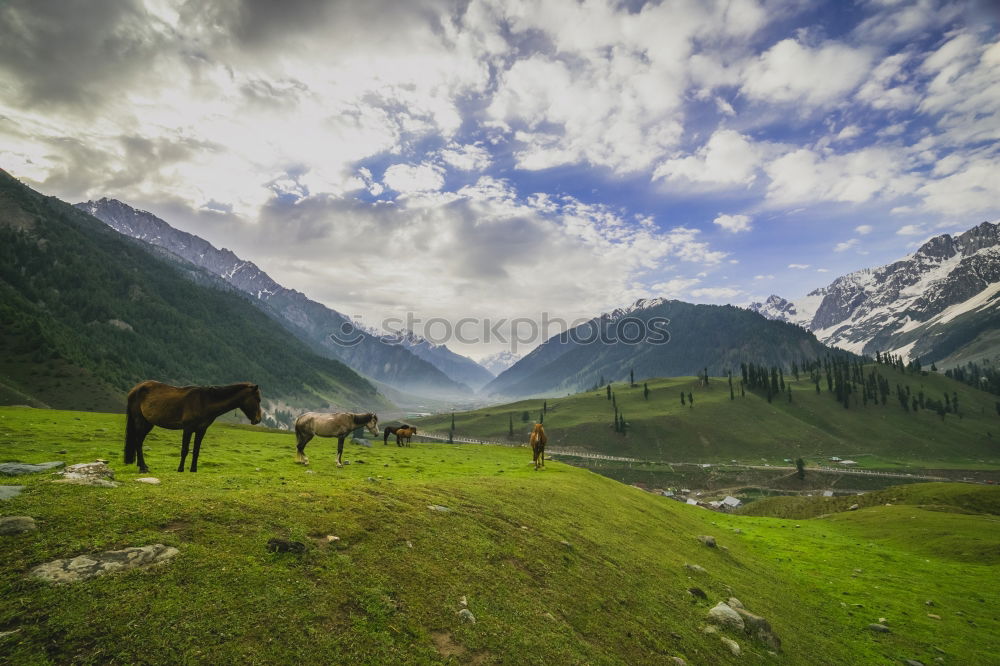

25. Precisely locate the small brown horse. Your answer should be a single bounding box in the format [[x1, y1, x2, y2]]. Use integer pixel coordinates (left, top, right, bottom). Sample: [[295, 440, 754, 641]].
[[125, 380, 262, 473], [529, 423, 547, 470], [383, 424, 414, 445], [295, 411, 379, 467], [395, 426, 417, 447]]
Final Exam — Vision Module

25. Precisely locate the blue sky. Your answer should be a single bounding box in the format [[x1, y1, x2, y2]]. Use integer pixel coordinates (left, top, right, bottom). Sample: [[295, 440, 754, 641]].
[[1, 0, 998, 356]]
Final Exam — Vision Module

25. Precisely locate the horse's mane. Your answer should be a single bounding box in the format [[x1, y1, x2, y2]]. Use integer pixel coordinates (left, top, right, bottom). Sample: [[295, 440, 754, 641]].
[[352, 412, 374, 425], [193, 383, 256, 397]]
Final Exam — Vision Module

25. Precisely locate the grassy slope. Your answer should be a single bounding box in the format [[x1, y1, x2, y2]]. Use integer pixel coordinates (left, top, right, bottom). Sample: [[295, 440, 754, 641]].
[[1, 407, 998, 665], [416, 366, 1000, 469]]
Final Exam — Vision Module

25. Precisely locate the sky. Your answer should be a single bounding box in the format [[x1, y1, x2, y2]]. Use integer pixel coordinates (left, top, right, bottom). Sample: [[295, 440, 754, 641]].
[[1, 0, 999, 358]]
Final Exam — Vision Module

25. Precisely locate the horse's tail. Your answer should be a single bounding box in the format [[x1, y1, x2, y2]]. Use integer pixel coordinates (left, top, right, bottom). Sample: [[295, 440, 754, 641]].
[[383, 426, 391, 445], [124, 387, 144, 465]]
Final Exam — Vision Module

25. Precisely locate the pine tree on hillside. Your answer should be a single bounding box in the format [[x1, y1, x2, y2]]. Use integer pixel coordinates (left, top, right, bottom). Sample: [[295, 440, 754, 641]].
[[643, 382, 649, 400], [543, 400, 548, 414], [630, 368, 635, 386], [688, 392, 693, 407], [607, 384, 612, 400], [522, 410, 530, 422], [787, 384, 792, 402], [681, 391, 686, 406], [451, 412, 456, 431], [508, 413, 514, 437], [540, 411, 544, 424], [795, 457, 805, 480]]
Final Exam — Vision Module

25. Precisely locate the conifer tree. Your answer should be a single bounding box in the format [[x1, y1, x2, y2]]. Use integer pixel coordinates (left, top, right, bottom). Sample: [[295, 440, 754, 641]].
[[543, 400, 548, 414], [607, 384, 611, 400], [688, 392, 693, 407], [643, 383, 649, 400], [630, 368, 635, 386], [508, 413, 514, 437], [681, 391, 686, 406], [540, 411, 544, 424], [795, 457, 805, 480]]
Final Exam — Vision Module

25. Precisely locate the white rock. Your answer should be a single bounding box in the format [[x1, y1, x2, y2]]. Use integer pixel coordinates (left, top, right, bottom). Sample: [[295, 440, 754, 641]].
[[135, 477, 160, 485]]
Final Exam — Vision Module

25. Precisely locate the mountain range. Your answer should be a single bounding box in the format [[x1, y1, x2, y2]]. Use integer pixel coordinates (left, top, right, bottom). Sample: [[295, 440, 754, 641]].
[[483, 297, 849, 397], [478, 350, 521, 375], [0, 170, 382, 424], [77, 198, 488, 397], [750, 221, 1000, 367]]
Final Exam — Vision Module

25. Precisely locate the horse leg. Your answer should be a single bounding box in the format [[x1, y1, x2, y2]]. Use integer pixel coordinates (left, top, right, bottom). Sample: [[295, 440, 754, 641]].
[[296, 430, 312, 465], [190, 429, 206, 472], [135, 421, 153, 473], [336, 435, 345, 468], [178, 430, 192, 472]]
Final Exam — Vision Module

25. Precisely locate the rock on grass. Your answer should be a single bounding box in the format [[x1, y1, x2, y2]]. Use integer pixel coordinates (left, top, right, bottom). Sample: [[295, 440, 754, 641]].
[[30, 544, 179, 583]]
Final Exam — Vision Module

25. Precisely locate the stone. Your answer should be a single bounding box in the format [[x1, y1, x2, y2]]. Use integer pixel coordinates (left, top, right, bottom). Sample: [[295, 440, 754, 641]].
[[668, 658, 686, 665], [459, 596, 468, 607], [0, 516, 37, 535], [54, 462, 118, 487], [355, 439, 371, 448], [925, 600, 935, 606], [0, 461, 64, 476], [56, 450, 68, 454], [688, 587, 707, 599], [867, 624, 891, 633], [707, 602, 745, 631], [848, 504, 859, 511], [326, 535, 340, 542], [0, 486, 26, 500], [457, 608, 476, 624], [736, 608, 780, 650], [684, 563, 706, 574], [560, 540, 571, 547], [903, 661, 925, 666], [727, 597, 744, 609], [720, 637, 741, 656], [701, 625, 717, 634], [30, 544, 179, 583], [267, 538, 306, 553], [698, 535, 717, 548], [135, 477, 160, 485], [428, 505, 451, 513], [733, 528, 742, 534], [927, 613, 941, 620]]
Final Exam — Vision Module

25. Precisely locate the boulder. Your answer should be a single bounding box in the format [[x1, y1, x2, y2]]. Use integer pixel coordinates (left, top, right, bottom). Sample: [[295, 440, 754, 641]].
[[0, 486, 26, 501], [848, 504, 859, 511], [728, 597, 744, 609], [668, 658, 686, 665], [736, 608, 781, 650], [698, 535, 717, 548], [688, 587, 707, 599], [457, 608, 476, 624], [135, 477, 160, 485], [0, 462, 64, 476], [684, 563, 706, 574], [867, 623, 891, 633], [0, 516, 37, 535], [707, 602, 745, 631], [720, 637, 741, 656], [54, 462, 119, 487], [30, 544, 179, 583]]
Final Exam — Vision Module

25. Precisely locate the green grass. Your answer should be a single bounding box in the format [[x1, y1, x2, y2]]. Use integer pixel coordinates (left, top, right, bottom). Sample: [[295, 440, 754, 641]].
[[1, 407, 998, 664], [416, 366, 1000, 470], [741, 483, 1000, 520]]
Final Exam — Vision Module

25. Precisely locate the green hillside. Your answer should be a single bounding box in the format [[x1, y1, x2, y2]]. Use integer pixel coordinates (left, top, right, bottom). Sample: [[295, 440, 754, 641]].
[[416, 364, 1000, 469], [0, 407, 997, 664], [0, 171, 385, 419]]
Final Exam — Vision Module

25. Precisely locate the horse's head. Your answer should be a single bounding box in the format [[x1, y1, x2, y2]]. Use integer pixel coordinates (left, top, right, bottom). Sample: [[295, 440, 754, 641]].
[[533, 423, 544, 433], [365, 413, 379, 437], [241, 384, 262, 425]]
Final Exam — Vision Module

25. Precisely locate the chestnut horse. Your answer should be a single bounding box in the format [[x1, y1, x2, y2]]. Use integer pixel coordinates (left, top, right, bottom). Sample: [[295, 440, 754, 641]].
[[125, 380, 262, 473], [383, 424, 414, 445], [529, 423, 547, 470], [395, 426, 417, 447], [295, 411, 379, 467]]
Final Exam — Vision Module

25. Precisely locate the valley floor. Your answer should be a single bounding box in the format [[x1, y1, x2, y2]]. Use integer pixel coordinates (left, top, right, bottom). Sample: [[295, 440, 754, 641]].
[[1, 406, 998, 665]]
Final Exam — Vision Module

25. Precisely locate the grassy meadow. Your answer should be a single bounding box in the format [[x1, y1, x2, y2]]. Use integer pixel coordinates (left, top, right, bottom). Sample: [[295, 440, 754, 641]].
[[415, 365, 1000, 472], [0, 406, 998, 664]]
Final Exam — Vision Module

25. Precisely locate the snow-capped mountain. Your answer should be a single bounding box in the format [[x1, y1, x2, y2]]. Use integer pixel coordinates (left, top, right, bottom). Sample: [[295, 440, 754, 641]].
[[363, 326, 495, 390], [750, 221, 1000, 364], [478, 351, 522, 376], [76, 198, 470, 397]]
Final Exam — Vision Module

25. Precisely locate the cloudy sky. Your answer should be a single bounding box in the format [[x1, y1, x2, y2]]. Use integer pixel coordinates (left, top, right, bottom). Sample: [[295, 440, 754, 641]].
[[2, 0, 999, 357]]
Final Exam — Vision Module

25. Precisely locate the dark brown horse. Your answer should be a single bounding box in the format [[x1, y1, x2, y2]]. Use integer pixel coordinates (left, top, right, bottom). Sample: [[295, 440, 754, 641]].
[[383, 424, 414, 445], [125, 380, 262, 473], [395, 426, 417, 447], [529, 423, 547, 470]]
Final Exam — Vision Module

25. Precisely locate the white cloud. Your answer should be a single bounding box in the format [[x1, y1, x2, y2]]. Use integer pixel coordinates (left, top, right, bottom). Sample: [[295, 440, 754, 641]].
[[741, 38, 875, 106], [816, 268, 830, 273], [753, 274, 774, 280], [690, 286, 742, 301], [855, 224, 874, 235], [835, 125, 863, 142], [896, 224, 926, 235], [787, 263, 810, 269], [383, 163, 445, 193], [653, 130, 761, 187], [712, 213, 753, 233], [834, 238, 859, 252], [439, 143, 491, 171], [764, 146, 914, 206]]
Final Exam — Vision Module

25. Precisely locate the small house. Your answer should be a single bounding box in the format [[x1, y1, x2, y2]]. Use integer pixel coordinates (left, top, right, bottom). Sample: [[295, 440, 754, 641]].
[[839, 460, 858, 466], [721, 496, 742, 509], [822, 490, 834, 497], [686, 498, 698, 506]]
